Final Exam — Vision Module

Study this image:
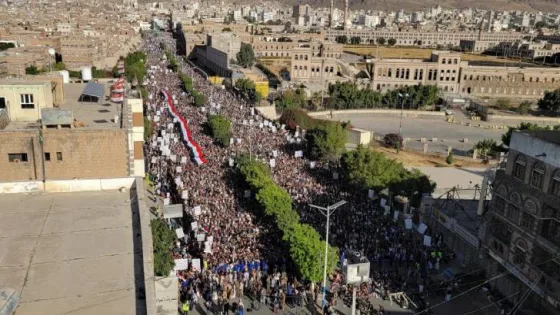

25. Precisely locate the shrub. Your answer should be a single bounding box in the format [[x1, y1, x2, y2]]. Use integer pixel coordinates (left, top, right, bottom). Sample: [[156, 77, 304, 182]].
[[383, 133, 403, 149], [151, 219, 176, 276], [279, 108, 319, 131], [446, 152, 454, 165], [208, 114, 232, 146], [193, 91, 206, 107]]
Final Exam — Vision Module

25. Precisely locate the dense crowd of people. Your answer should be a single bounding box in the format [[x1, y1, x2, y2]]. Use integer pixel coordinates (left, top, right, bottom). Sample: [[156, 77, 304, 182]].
[[141, 31, 454, 315]]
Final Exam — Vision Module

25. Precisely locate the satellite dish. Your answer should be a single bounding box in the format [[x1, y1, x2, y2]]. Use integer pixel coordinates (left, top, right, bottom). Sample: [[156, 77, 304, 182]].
[[48, 48, 55, 56]]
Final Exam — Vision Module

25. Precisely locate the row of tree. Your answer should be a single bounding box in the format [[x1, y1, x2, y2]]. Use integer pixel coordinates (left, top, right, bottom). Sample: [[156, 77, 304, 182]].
[[336, 36, 398, 46], [207, 114, 232, 147], [178, 72, 206, 107], [123, 51, 147, 84], [165, 50, 179, 72], [236, 154, 338, 282], [475, 122, 560, 157]]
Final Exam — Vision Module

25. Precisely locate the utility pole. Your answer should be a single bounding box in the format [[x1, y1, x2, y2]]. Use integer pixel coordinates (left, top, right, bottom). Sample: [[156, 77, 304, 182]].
[[309, 200, 347, 308]]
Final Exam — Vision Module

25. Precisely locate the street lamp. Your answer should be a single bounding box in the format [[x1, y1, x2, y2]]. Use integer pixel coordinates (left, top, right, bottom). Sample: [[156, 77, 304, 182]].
[[309, 200, 347, 308], [397, 93, 409, 137]]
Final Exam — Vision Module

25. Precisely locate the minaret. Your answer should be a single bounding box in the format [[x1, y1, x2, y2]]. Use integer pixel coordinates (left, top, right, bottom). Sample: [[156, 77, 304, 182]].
[[343, 0, 349, 30], [329, 0, 334, 28]]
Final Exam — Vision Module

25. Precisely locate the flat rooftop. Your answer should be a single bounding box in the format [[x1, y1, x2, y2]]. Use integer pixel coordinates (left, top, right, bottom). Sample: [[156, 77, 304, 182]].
[[0, 190, 139, 315], [3, 82, 121, 131], [523, 130, 560, 145]]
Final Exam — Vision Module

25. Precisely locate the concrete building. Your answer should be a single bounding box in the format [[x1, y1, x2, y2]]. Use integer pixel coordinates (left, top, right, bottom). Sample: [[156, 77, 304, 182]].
[[290, 46, 337, 82], [252, 38, 343, 59], [324, 29, 525, 47], [0, 79, 145, 182], [196, 33, 241, 77], [369, 50, 560, 99], [482, 130, 560, 313], [292, 4, 309, 19], [459, 39, 501, 53]]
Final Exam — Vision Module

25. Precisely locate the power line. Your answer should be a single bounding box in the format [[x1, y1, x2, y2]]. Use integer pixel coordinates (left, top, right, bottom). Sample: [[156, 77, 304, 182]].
[[461, 291, 520, 315], [412, 255, 557, 315]]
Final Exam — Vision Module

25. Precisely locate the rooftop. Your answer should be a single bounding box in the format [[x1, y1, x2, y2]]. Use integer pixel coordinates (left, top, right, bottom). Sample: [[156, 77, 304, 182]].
[[523, 130, 560, 145], [0, 190, 140, 315], [3, 82, 122, 130]]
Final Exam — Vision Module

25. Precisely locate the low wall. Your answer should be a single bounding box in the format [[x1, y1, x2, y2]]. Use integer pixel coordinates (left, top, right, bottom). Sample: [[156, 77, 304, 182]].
[[487, 114, 560, 124], [0, 177, 135, 194], [309, 109, 446, 118], [256, 105, 279, 120]]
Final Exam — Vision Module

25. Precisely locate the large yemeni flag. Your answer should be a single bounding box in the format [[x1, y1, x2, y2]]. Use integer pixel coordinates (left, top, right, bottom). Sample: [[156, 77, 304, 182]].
[[162, 90, 207, 165]]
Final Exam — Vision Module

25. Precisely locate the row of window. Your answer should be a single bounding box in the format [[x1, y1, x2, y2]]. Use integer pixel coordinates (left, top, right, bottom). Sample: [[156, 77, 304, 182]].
[[0, 94, 35, 110], [440, 58, 459, 64], [8, 152, 63, 163], [293, 65, 335, 73], [462, 74, 557, 83], [463, 86, 546, 96], [513, 155, 560, 196]]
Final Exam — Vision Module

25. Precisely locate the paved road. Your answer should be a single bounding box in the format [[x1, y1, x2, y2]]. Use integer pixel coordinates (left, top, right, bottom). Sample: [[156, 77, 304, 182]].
[[331, 113, 504, 146]]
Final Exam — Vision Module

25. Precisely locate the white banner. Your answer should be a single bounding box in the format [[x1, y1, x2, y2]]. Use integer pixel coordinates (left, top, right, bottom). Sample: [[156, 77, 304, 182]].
[[380, 198, 386, 208], [191, 258, 201, 271], [418, 223, 428, 235], [368, 190, 375, 199], [196, 233, 205, 242], [191, 221, 198, 230], [174, 258, 190, 271], [405, 219, 413, 230], [393, 211, 399, 222], [182, 190, 189, 200], [424, 235, 432, 247], [175, 228, 185, 239], [269, 159, 276, 168]]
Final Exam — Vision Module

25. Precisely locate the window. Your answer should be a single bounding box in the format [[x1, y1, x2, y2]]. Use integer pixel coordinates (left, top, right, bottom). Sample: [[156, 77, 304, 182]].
[[531, 162, 545, 189], [550, 171, 560, 197], [494, 196, 507, 216], [513, 155, 527, 181], [521, 212, 536, 231], [508, 205, 520, 224], [0, 97, 5, 109], [56, 152, 63, 161], [44, 152, 51, 161], [8, 153, 28, 163], [20, 94, 34, 109], [512, 247, 526, 267]]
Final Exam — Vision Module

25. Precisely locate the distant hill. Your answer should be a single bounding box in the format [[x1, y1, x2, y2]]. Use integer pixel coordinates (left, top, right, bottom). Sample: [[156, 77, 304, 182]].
[[275, 0, 560, 13]]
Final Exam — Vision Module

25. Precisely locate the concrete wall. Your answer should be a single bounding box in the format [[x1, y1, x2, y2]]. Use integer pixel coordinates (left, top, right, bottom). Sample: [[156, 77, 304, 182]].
[[347, 128, 373, 146], [0, 129, 128, 182], [308, 109, 446, 118], [0, 177, 134, 194]]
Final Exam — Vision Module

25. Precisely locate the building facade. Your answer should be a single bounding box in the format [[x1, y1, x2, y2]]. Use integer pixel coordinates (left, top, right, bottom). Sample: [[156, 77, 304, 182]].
[[483, 130, 560, 313], [369, 51, 560, 99], [290, 47, 338, 81]]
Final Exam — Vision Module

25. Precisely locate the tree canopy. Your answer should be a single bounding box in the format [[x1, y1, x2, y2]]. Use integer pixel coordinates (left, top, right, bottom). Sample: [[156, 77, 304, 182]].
[[388, 38, 397, 46], [474, 139, 499, 156], [538, 88, 560, 113], [328, 82, 383, 109], [501, 122, 560, 149], [236, 155, 338, 281], [236, 43, 256, 68], [305, 121, 347, 162], [341, 145, 435, 207], [124, 51, 147, 83], [235, 78, 262, 103], [275, 88, 307, 109], [384, 84, 440, 108], [207, 114, 232, 147], [25, 65, 40, 75], [151, 218, 176, 277]]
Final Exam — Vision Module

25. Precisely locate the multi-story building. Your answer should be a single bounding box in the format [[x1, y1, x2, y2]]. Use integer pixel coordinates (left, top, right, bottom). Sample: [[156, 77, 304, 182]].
[[324, 29, 525, 47], [369, 51, 560, 99], [59, 35, 98, 69], [195, 33, 241, 77], [252, 38, 343, 59], [290, 46, 338, 82], [482, 130, 560, 313]]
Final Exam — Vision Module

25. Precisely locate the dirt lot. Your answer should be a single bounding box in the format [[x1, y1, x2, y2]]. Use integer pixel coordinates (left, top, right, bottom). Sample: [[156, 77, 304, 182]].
[[258, 58, 291, 78], [344, 45, 526, 65], [371, 143, 492, 168]]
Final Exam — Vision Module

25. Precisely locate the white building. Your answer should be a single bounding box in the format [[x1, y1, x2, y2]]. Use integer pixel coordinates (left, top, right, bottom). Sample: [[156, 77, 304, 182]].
[[233, 10, 242, 21], [358, 15, 379, 28], [262, 11, 273, 22], [411, 12, 423, 23]]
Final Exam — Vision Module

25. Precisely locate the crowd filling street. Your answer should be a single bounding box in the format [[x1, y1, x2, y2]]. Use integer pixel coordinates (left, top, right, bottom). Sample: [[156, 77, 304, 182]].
[[142, 31, 459, 315]]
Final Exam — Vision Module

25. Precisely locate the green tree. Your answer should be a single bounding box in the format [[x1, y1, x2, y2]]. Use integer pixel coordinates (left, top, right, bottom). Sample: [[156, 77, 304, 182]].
[[446, 152, 454, 165], [192, 91, 206, 107], [275, 88, 307, 109], [376, 37, 386, 45], [335, 35, 348, 44], [279, 108, 319, 130], [207, 114, 232, 147], [0, 42, 15, 51], [305, 122, 347, 162], [538, 89, 560, 113], [25, 65, 40, 75], [144, 117, 153, 141], [387, 38, 397, 46], [495, 98, 511, 110], [474, 139, 498, 156], [237, 43, 256, 68], [350, 36, 361, 45], [124, 51, 147, 83], [53, 62, 66, 71], [501, 122, 551, 149], [222, 27, 232, 32], [151, 219, 176, 276], [328, 82, 383, 109], [341, 145, 407, 191], [518, 100, 532, 115]]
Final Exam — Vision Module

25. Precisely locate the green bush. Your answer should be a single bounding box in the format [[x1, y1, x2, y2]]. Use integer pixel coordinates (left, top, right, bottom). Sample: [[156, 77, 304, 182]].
[[279, 108, 319, 131], [208, 114, 232, 146], [151, 219, 176, 276], [446, 152, 454, 165], [193, 91, 206, 107], [236, 155, 338, 282], [305, 121, 347, 162]]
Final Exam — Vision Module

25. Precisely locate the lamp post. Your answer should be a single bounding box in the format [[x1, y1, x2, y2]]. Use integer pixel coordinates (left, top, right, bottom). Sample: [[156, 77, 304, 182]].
[[309, 200, 347, 308], [397, 93, 409, 137]]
